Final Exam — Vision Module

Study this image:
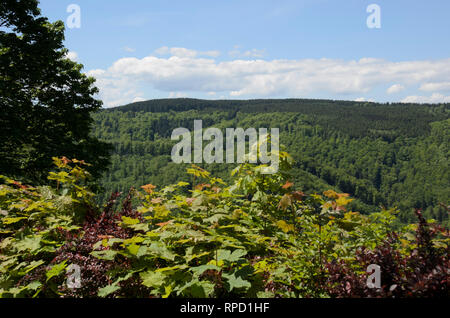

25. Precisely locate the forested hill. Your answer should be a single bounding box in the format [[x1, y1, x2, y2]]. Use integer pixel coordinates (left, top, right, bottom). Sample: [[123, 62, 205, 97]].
[[102, 98, 446, 138], [91, 98, 450, 225]]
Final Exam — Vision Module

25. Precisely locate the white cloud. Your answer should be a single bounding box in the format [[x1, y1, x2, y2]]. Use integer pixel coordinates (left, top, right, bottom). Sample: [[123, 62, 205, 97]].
[[154, 46, 220, 58], [243, 49, 266, 58], [229, 48, 266, 58], [87, 69, 106, 77], [387, 84, 405, 94], [124, 47, 136, 53], [202, 50, 221, 58], [354, 97, 375, 102], [401, 93, 450, 104], [66, 51, 78, 61], [85, 48, 450, 107], [168, 92, 187, 98], [87, 68, 142, 106], [132, 97, 146, 103], [154, 46, 170, 55], [167, 47, 197, 58], [419, 82, 450, 92]]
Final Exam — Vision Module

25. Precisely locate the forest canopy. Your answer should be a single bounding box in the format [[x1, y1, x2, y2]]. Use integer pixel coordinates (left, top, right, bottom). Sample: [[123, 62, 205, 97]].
[[92, 98, 449, 225]]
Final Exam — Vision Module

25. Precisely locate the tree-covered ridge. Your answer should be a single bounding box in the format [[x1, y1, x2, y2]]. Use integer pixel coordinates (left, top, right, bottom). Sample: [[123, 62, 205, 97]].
[[106, 98, 448, 138], [91, 99, 449, 225]]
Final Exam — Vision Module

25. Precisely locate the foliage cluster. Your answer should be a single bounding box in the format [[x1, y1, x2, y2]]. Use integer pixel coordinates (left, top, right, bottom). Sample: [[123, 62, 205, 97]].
[[92, 99, 449, 225], [1, 156, 448, 298], [324, 210, 449, 297], [0, 0, 111, 184]]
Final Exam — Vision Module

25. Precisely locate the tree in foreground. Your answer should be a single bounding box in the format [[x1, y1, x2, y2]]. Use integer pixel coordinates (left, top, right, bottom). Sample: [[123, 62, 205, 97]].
[[0, 0, 111, 183]]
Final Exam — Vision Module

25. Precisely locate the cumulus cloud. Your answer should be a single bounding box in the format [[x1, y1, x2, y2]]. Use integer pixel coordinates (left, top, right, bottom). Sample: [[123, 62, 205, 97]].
[[87, 68, 143, 106], [155, 46, 220, 58], [401, 93, 450, 104], [355, 97, 375, 102], [387, 84, 405, 94], [132, 97, 146, 103], [168, 92, 188, 98], [419, 82, 450, 92], [124, 47, 136, 53], [86, 47, 450, 107], [229, 48, 266, 58], [65, 51, 78, 61]]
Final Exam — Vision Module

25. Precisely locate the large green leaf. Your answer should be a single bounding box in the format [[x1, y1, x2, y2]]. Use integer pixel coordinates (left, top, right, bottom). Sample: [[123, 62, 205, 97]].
[[91, 249, 117, 261], [148, 242, 176, 261], [223, 273, 251, 292], [46, 261, 67, 282], [98, 273, 133, 297], [98, 284, 120, 297], [140, 271, 166, 288], [2, 217, 27, 225], [178, 279, 215, 298], [217, 249, 247, 263], [190, 264, 221, 276]]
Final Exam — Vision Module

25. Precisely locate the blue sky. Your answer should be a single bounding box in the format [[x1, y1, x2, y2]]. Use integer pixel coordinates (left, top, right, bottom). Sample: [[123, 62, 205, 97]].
[[39, 0, 450, 107]]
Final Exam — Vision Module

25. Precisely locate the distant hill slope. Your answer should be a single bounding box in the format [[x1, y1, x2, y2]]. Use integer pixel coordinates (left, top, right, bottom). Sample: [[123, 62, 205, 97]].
[[92, 98, 450, 225]]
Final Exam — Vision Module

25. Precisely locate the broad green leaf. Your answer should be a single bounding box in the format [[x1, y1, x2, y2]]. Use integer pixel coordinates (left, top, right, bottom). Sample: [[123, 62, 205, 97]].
[[185, 251, 210, 263], [98, 284, 120, 297], [128, 223, 149, 231], [15, 236, 42, 253], [26, 281, 42, 291], [2, 217, 27, 224], [228, 249, 247, 262], [336, 196, 354, 206], [257, 291, 275, 298], [190, 281, 215, 298], [98, 273, 133, 297], [24, 260, 45, 274], [121, 216, 140, 225], [140, 271, 166, 288], [190, 264, 221, 276], [91, 249, 117, 261], [163, 285, 173, 298], [126, 244, 140, 256], [156, 265, 188, 273], [136, 245, 148, 258], [276, 220, 295, 233], [46, 261, 67, 282], [223, 273, 251, 292], [204, 213, 228, 223], [123, 236, 145, 245], [148, 242, 176, 261], [178, 279, 215, 298]]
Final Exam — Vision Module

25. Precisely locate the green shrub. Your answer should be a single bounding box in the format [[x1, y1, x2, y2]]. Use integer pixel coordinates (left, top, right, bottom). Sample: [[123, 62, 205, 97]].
[[0, 155, 448, 297]]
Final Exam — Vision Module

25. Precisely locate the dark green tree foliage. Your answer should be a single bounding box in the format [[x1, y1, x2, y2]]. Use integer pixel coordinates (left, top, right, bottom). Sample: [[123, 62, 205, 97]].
[[0, 0, 111, 183]]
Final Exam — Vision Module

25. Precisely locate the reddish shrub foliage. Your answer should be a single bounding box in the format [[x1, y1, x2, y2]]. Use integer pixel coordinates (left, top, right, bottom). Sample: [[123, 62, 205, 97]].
[[20, 191, 149, 297], [324, 210, 450, 297]]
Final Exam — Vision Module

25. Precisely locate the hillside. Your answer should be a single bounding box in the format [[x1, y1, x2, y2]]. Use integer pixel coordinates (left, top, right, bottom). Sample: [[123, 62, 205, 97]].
[[91, 98, 450, 224]]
